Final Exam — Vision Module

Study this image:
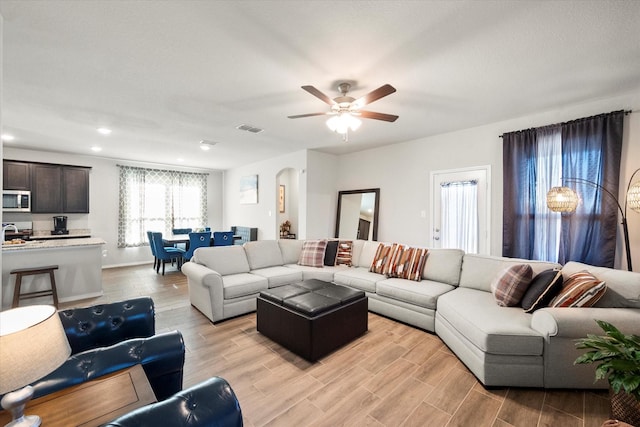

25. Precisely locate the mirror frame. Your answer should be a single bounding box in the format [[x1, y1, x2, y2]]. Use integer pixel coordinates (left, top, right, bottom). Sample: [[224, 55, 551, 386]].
[[334, 188, 380, 241]]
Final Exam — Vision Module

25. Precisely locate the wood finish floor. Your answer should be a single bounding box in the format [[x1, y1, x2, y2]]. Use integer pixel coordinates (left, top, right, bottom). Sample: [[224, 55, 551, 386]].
[[57, 264, 612, 427]]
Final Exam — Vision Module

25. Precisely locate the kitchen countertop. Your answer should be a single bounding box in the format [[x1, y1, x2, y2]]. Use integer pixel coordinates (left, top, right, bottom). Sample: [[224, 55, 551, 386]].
[[2, 237, 106, 251]]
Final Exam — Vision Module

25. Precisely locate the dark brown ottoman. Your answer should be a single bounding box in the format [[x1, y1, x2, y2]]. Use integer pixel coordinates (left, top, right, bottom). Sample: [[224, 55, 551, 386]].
[[257, 279, 368, 361]]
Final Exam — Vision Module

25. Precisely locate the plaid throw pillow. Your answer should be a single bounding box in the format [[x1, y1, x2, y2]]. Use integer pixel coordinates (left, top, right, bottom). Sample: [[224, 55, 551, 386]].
[[491, 264, 533, 307], [550, 270, 606, 308], [298, 240, 328, 268]]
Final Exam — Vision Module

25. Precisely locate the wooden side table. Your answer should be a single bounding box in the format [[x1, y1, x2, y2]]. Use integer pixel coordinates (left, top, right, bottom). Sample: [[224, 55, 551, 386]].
[[0, 365, 156, 427]]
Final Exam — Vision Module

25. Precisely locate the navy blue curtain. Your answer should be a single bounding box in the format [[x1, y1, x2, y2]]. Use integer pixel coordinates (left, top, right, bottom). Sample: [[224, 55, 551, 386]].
[[502, 129, 538, 259], [559, 111, 624, 267], [502, 111, 624, 266]]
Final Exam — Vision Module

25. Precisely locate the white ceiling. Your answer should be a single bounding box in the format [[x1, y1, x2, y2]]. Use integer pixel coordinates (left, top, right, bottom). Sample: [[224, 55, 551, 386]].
[[1, 1, 639, 170]]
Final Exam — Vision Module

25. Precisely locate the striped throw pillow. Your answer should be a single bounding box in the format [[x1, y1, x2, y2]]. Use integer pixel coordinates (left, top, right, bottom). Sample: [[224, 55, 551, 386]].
[[370, 244, 394, 275], [491, 264, 533, 307], [335, 240, 353, 266], [550, 271, 606, 308], [298, 239, 328, 268], [405, 248, 428, 281]]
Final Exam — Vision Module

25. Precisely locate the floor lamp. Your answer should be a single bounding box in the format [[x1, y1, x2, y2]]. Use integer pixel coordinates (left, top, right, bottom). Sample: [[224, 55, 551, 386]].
[[546, 168, 640, 272]]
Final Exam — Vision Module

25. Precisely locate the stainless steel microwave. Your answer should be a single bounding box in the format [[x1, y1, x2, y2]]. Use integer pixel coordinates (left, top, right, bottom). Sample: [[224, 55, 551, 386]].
[[2, 190, 31, 212]]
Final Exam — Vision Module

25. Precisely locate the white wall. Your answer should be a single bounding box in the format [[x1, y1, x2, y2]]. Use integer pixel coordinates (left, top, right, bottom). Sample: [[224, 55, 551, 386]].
[[2, 147, 223, 267], [336, 91, 640, 270], [223, 150, 308, 240], [305, 150, 339, 240]]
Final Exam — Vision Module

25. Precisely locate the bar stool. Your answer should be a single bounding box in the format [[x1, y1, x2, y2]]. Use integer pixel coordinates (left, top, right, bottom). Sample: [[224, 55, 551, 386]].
[[10, 265, 59, 308]]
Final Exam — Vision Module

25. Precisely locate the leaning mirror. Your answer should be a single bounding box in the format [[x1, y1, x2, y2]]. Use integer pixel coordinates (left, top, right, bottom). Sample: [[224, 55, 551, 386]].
[[335, 188, 380, 241]]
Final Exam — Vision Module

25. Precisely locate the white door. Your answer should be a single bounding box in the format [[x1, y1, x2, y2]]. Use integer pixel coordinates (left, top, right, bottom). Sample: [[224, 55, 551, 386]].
[[430, 166, 491, 254]]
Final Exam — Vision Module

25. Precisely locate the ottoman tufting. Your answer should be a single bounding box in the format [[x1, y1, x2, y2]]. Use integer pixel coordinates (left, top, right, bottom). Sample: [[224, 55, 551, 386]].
[[257, 279, 368, 361]]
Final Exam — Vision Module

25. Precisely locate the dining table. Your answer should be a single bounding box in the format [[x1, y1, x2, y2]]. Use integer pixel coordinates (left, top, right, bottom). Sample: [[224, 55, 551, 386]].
[[162, 234, 241, 249]]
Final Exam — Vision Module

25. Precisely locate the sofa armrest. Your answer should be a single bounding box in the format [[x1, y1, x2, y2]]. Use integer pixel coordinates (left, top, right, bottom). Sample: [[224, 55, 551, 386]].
[[31, 330, 185, 401], [58, 297, 155, 354], [531, 307, 640, 338], [181, 262, 224, 290], [103, 377, 243, 427]]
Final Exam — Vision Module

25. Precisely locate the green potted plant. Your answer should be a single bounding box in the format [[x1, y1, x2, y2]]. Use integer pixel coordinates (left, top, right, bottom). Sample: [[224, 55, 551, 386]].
[[575, 320, 640, 426]]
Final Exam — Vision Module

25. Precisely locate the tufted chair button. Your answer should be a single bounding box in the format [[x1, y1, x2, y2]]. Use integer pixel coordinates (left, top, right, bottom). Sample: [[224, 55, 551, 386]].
[[79, 321, 90, 332], [111, 316, 123, 328]]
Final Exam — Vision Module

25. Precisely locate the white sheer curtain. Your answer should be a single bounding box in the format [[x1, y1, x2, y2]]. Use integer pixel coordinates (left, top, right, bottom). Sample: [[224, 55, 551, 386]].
[[533, 126, 562, 262], [441, 180, 478, 253]]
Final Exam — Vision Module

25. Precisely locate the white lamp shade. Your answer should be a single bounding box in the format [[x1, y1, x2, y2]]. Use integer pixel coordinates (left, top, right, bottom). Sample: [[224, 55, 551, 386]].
[[0, 305, 71, 394], [547, 186, 579, 213], [628, 181, 640, 213], [326, 114, 362, 134]]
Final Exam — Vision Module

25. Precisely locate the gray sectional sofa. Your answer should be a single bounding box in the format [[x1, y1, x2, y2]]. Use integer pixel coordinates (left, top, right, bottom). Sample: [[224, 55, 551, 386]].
[[181, 239, 640, 389]]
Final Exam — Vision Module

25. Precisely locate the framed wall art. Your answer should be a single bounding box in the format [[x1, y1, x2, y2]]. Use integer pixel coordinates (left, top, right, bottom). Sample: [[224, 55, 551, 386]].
[[240, 175, 258, 204], [279, 185, 285, 213]]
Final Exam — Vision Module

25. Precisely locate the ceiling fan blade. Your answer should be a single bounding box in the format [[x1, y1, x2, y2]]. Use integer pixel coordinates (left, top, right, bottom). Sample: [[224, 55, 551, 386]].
[[287, 112, 329, 119], [359, 111, 399, 122], [301, 86, 336, 106], [353, 84, 396, 108]]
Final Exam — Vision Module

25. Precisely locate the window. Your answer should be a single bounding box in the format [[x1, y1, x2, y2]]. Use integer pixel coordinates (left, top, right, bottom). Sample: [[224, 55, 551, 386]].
[[117, 165, 208, 248], [502, 111, 624, 267], [440, 180, 479, 254]]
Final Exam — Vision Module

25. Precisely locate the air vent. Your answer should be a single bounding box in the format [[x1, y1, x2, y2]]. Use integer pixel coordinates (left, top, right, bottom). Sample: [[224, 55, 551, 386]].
[[236, 124, 264, 134]]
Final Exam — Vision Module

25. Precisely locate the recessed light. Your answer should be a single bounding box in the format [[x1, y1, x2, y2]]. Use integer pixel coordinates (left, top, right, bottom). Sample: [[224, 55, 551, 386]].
[[1, 134, 15, 142], [199, 140, 217, 151], [97, 127, 112, 135], [91, 146, 102, 152]]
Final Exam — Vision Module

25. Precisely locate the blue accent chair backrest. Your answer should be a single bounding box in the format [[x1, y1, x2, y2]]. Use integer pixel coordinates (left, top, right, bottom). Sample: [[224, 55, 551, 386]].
[[172, 228, 192, 235], [184, 231, 212, 261], [213, 231, 234, 246]]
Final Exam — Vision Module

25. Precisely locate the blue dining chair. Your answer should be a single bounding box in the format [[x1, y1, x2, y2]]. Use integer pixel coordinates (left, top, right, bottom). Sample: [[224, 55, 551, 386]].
[[183, 231, 212, 261], [151, 232, 186, 275], [146, 231, 158, 270], [213, 231, 234, 246]]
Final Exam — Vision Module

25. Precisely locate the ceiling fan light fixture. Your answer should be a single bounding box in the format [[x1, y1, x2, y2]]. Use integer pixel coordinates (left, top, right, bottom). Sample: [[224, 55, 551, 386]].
[[326, 113, 361, 134]]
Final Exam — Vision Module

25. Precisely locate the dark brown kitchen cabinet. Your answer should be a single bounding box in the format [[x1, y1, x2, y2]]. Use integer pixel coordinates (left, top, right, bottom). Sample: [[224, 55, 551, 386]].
[[62, 167, 90, 213], [3, 161, 31, 190], [31, 163, 90, 213]]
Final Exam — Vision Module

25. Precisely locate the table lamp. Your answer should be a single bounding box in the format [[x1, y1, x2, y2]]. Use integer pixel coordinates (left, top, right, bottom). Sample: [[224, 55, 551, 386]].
[[0, 305, 71, 427]]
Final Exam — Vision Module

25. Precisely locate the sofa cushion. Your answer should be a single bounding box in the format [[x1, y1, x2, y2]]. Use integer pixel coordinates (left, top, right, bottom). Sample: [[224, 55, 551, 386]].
[[561, 261, 640, 308], [376, 278, 455, 310], [423, 248, 465, 286], [357, 240, 382, 268], [324, 240, 339, 266], [333, 267, 383, 293], [222, 273, 268, 299], [521, 269, 564, 313], [298, 239, 328, 267], [459, 254, 560, 292], [285, 264, 348, 282], [336, 240, 354, 266], [244, 240, 284, 270], [192, 246, 250, 276], [490, 264, 533, 307], [250, 266, 303, 288], [278, 239, 304, 265], [550, 271, 607, 308], [437, 287, 543, 356]]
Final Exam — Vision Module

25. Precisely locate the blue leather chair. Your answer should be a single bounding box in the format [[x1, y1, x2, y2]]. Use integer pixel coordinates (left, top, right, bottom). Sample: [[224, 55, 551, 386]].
[[183, 231, 212, 261], [151, 232, 185, 275], [15, 297, 186, 402], [104, 377, 243, 427], [213, 231, 235, 246]]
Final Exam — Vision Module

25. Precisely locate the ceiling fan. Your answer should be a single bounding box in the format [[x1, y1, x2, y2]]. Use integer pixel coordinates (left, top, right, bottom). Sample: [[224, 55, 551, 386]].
[[288, 83, 398, 141]]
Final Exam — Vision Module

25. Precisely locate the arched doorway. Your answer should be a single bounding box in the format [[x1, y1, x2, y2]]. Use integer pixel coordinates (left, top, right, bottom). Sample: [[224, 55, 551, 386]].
[[276, 168, 300, 240]]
